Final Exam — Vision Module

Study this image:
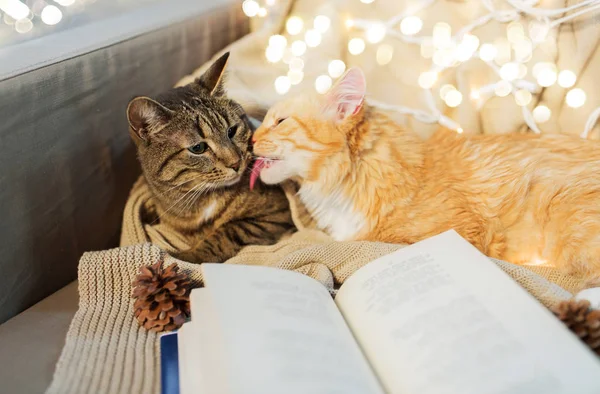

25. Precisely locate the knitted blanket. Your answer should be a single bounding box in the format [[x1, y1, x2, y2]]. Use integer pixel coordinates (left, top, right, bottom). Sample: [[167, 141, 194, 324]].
[[47, 176, 587, 394]]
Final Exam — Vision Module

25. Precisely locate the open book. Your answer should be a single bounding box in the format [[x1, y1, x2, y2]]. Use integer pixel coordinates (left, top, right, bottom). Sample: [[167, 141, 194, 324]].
[[176, 230, 600, 394]]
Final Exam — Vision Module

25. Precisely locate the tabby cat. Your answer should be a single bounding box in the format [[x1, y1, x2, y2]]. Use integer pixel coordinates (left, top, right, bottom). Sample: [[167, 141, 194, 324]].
[[127, 52, 294, 263], [250, 67, 600, 281]]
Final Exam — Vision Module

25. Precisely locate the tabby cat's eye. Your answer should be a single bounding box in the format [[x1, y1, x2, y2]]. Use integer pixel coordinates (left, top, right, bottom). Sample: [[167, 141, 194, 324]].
[[275, 118, 287, 126], [188, 142, 208, 154], [227, 125, 238, 139]]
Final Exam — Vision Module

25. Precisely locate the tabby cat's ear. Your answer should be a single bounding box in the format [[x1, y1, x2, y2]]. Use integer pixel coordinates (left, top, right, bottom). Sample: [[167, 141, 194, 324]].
[[324, 67, 366, 122], [127, 97, 173, 141], [196, 52, 230, 97]]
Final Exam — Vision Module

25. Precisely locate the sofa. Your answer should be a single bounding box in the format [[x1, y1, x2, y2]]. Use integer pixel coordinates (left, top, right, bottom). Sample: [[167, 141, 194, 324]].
[[0, 1, 248, 392]]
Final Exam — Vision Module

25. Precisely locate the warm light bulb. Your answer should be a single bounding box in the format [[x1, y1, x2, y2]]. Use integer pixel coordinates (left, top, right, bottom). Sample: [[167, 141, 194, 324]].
[[242, 0, 260, 17], [456, 127, 464, 134], [304, 29, 322, 47], [513, 38, 533, 62], [566, 88, 586, 108], [328, 59, 346, 78], [313, 15, 331, 33], [315, 75, 333, 94], [478, 43, 497, 62], [444, 90, 463, 107], [257, 7, 267, 17], [558, 70, 576, 88], [433, 48, 454, 67], [494, 80, 512, 97], [376, 44, 394, 65], [291, 40, 306, 56], [265, 46, 284, 63], [366, 22, 386, 44], [537, 68, 557, 87], [529, 21, 549, 43], [470, 90, 480, 100], [41, 5, 62, 25], [274, 76, 291, 95], [15, 18, 33, 33], [506, 21, 525, 43], [494, 38, 511, 65], [289, 57, 304, 70], [455, 34, 479, 62], [439, 84, 456, 100], [360, 0, 375, 3], [514, 89, 532, 106], [348, 38, 366, 55], [432, 22, 451, 48], [400, 16, 422, 36], [532, 62, 555, 79], [1, 0, 31, 20], [269, 35, 287, 49], [287, 70, 304, 85], [265, 0, 276, 5], [500, 62, 519, 81], [345, 19, 354, 28], [533, 105, 551, 123], [418, 71, 438, 89], [286, 16, 304, 35]]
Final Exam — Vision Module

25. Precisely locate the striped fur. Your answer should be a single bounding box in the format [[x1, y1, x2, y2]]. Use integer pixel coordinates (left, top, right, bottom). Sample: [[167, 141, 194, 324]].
[[127, 53, 293, 263], [252, 68, 600, 283]]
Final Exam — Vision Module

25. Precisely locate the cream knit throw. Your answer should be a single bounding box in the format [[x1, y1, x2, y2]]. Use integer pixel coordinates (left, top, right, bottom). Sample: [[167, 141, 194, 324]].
[[47, 176, 587, 394]]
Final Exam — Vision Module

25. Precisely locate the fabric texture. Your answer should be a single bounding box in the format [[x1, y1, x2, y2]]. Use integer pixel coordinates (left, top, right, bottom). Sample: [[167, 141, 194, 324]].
[[48, 176, 585, 394]]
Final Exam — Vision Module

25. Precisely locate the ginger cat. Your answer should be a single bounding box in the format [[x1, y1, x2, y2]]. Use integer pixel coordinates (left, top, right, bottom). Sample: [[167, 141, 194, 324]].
[[250, 68, 600, 281]]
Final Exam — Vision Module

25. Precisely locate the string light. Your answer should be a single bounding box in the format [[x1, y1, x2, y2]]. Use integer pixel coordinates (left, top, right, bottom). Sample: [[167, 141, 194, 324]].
[[514, 89, 532, 106], [478, 43, 497, 62], [348, 38, 365, 55], [418, 71, 437, 89], [366, 22, 386, 44], [55, 0, 75, 6], [258, 7, 267, 17], [566, 88, 586, 108], [494, 80, 512, 97], [313, 15, 331, 33], [557, 70, 576, 88], [304, 29, 322, 47], [360, 0, 375, 3], [41, 5, 62, 25], [286, 16, 304, 35], [444, 90, 463, 107], [0, 0, 30, 20], [376, 44, 394, 65], [439, 84, 455, 100], [269, 35, 287, 49], [274, 76, 291, 95], [291, 40, 307, 56], [328, 60, 346, 78], [533, 105, 551, 123], [14, 17, 32, 33], [400, 16, 423, 36], [315, 75, 333, 94], [242, 0, 259, 17], [287, 70, 304, 85], [249, 1, 599, 137]]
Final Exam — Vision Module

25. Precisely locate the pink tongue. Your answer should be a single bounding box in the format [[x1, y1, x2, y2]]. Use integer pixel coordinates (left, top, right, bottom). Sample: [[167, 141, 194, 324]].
[[250, 158, 267, 190]]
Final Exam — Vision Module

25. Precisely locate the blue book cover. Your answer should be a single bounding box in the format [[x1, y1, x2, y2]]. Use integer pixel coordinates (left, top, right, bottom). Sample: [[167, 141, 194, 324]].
[[160, 331, 180, 394]]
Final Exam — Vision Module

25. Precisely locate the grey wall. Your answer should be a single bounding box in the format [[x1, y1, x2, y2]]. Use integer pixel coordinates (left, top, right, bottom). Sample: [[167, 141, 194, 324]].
[[0, 4, 248, 323]]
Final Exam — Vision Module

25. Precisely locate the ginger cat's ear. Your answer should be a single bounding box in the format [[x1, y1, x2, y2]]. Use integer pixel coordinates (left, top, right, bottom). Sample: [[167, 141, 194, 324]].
[[324, 67, 366, 122]]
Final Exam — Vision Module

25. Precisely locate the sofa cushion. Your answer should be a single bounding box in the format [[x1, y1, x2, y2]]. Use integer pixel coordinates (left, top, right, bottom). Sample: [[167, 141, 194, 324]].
[[0, 282, 78, 394]]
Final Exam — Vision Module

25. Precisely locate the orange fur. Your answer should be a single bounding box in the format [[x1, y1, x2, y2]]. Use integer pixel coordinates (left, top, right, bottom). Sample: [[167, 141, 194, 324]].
[[252, 69, 600, 282]]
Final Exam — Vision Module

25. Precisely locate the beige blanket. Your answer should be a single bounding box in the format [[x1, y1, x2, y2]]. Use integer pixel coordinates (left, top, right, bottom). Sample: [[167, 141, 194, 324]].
[[48, 0, 598, 392], [47, 176, 586, 394]]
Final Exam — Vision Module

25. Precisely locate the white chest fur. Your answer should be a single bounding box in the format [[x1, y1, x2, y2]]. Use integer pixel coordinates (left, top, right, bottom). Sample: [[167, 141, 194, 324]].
[[198, 200, 217, 224], [298, 184, 366, 241]]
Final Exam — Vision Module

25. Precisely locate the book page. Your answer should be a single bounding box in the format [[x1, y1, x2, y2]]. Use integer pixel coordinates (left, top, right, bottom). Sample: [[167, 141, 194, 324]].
[[336, 230, 600, 394], [198, 263, 384, 394]]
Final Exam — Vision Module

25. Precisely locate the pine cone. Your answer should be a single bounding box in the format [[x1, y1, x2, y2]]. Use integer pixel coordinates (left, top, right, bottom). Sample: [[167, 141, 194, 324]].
[[553, 299, 600, 356], [132, 258, 191, 332]]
